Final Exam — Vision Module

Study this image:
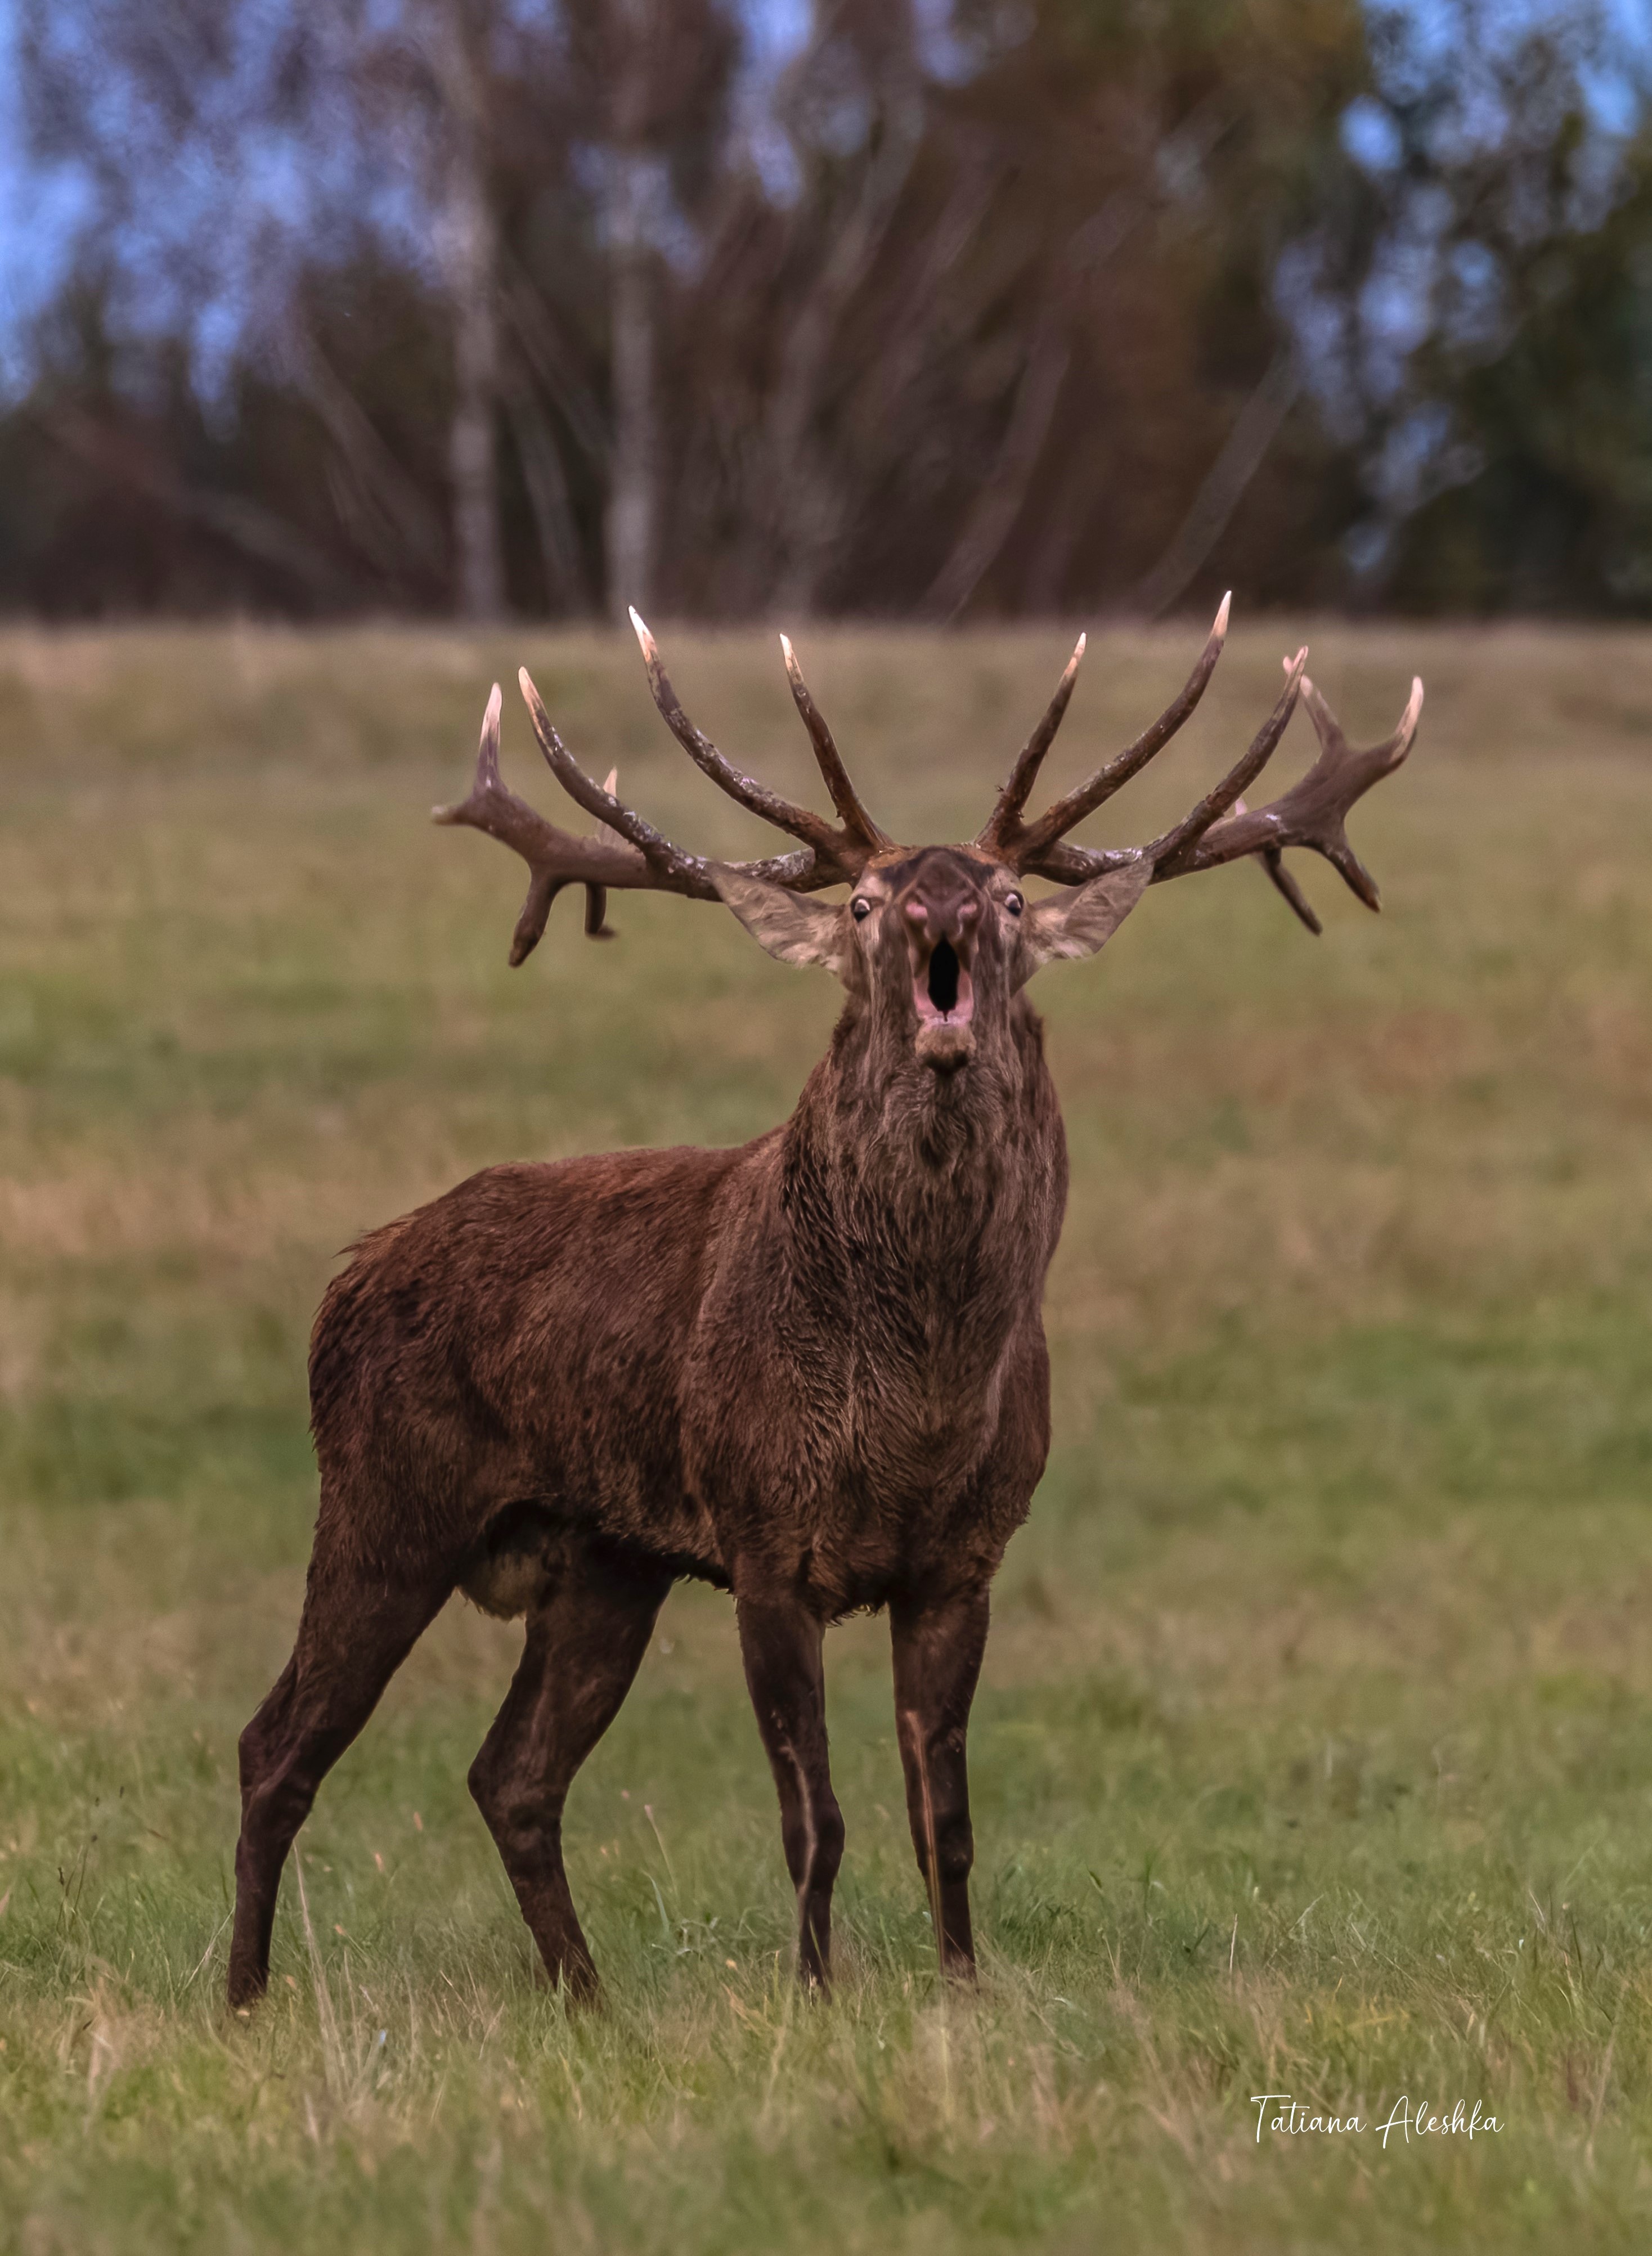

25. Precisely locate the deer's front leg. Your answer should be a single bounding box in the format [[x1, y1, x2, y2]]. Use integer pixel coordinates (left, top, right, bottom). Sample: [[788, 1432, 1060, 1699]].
[[891, 1585, 989, 1978], [737, 1594, 844, 1988]]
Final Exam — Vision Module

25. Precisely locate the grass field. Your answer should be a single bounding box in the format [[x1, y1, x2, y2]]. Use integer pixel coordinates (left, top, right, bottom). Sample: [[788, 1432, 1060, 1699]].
[[5, 617, 1652, 2252]]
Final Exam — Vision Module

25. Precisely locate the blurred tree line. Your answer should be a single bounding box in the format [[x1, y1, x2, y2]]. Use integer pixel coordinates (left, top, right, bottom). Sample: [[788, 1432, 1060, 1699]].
[[2, 0, 1649, 621]]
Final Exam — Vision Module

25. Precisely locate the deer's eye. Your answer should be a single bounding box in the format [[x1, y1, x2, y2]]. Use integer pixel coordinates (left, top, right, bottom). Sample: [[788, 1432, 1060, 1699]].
[[851, 898, 873, 922], [1004, 892, 1024, 917]]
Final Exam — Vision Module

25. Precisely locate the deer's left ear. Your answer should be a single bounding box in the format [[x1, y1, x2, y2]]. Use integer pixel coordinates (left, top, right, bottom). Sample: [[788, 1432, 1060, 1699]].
[[1013, 861, 1152, 986], [711, 865, 850, 974]]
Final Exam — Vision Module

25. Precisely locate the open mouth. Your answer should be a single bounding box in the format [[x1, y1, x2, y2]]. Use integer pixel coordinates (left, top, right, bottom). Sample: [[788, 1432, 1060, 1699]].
[[913, 936, 975, 1028]]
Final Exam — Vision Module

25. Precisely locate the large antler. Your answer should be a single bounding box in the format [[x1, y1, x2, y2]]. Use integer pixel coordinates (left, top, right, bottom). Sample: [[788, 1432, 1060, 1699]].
[[433, 630, 883, 964], [986, 605, 1422, 933], [441, 606, 1420, 964], [1178, 667, 1426, 922]]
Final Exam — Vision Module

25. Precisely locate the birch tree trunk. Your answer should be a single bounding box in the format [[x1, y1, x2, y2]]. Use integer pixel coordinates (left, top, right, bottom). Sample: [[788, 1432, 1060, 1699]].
[[427, 0, 508, 621], [605, 0, 658, 623], [606, 153, 657, 621]]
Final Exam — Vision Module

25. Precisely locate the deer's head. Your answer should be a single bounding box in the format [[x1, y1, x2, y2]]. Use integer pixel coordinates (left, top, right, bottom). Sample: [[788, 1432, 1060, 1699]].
[[708, 844, 1151, 1080], [437, 605, 1423, 1081]]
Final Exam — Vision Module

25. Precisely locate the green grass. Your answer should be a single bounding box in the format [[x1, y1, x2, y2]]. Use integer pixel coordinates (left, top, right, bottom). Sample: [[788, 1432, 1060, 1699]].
[[6, 618, 1652, 2250]]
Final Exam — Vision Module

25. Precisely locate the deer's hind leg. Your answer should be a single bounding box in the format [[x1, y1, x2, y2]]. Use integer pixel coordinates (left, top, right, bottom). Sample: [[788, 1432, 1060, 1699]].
[[468, 1542, 671, 2001], [229, 1542, 451, 2010]]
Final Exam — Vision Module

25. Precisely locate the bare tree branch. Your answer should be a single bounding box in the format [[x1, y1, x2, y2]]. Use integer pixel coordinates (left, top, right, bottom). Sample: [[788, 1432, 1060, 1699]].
[[499, 254, 609, 465], [38, 402, 361, 603], [922, 312, 1071, 619], [1132, 347, 1300, 618], [281, 316, 447, 579], [502, 364, 592, 614], [756, 8, 927, 612], [919, 98, 1236, 621]]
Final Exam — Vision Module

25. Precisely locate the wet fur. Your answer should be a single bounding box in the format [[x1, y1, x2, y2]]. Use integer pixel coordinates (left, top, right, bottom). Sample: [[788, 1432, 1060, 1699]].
[[312, 997, 1062, 1616], [228, 849, 1090, 2010]]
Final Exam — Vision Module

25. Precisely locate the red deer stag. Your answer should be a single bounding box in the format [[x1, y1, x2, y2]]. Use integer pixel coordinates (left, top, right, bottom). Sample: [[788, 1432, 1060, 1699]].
[[228, 606, 1421, 2008]]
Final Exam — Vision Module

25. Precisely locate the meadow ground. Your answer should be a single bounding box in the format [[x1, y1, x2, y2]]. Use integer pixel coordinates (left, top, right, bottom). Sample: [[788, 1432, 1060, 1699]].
[[4, 618, 1652, 2251]]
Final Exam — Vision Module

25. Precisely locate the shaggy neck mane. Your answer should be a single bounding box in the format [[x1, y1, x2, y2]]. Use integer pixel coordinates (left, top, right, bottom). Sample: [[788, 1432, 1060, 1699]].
[[776, 991, 1065, 1323]]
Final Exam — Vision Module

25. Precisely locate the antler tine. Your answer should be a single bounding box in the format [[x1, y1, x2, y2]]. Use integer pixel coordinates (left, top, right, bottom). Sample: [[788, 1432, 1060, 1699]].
[[629, 609, 856, 869], [998, 594, 1231, 868], [973, 633, 1085, 852], [1259, 845, 1323, 936], [518, 667, 713, 895], [779, 633, 892, 852], [1146, 647, 1308, 873]]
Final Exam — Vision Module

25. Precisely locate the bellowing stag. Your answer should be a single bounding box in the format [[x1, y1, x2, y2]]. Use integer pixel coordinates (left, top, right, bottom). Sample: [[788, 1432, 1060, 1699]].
[[227, 606, 1420, 2008]]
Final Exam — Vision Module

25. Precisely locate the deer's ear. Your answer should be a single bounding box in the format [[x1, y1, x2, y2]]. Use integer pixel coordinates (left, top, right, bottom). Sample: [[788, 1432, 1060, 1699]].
[[711, 866, 849, 973], [1014, 862, 1151, 985]]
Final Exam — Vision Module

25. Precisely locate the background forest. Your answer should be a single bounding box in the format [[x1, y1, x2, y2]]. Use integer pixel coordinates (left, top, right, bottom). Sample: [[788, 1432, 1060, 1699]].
[[3, 0, 1651, 623]]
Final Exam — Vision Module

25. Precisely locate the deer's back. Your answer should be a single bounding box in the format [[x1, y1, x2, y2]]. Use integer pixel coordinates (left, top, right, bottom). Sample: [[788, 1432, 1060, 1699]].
[[309, 1140, 766, 1577]]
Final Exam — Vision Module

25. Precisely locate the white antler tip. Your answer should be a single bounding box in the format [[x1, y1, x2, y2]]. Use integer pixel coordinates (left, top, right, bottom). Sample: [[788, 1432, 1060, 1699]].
[[1394, 676, 1425, 748], [1214, 591, 1232, 637], [1073, 631, 1087, 661], [779, 632, 795, 663], [602, 768, 618, 795], [628, 605, 655, 655], [485, 681, 502, 723]]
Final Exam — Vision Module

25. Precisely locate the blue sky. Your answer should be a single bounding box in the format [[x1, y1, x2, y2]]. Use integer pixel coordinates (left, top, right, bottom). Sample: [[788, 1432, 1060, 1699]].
[[0, 5, 89, 385]]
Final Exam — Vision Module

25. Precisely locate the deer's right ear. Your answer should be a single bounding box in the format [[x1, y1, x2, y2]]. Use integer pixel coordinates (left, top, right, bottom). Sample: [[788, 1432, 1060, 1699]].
[[711, 866, 849, 974]]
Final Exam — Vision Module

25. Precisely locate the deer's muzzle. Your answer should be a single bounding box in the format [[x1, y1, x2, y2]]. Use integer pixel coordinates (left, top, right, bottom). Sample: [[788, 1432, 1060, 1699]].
[[903, 887, 979, 1061]]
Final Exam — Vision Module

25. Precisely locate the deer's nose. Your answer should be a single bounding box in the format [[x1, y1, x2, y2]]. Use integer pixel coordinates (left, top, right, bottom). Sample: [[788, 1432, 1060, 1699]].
[[903, 893, 981, 950]]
